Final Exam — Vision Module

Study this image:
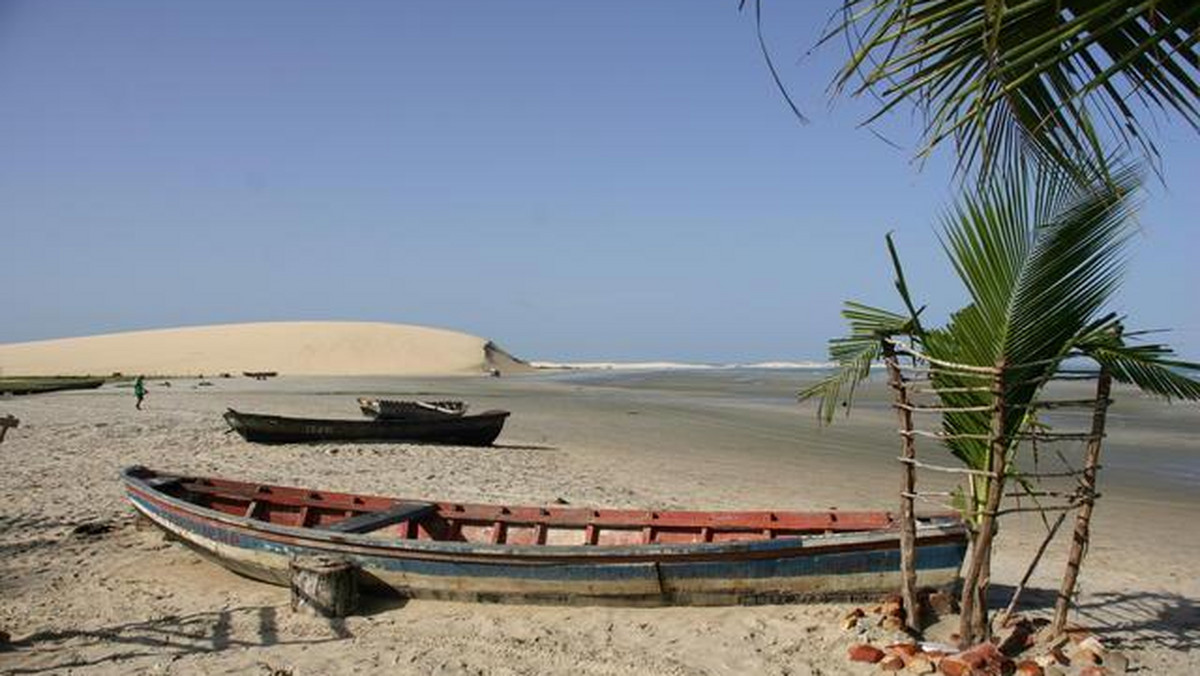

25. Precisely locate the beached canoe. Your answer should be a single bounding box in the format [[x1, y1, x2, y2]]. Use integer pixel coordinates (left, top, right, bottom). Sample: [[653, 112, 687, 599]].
[[357, 398, 468, 419], [223, 408, 508, 446], [121, 466, 968, 606], [243, 371, 278, 380], [0, 377, 105, 396]]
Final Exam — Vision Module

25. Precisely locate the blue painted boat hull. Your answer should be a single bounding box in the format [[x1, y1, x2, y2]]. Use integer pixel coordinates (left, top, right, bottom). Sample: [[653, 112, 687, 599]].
[[123, 467, 968, 606]]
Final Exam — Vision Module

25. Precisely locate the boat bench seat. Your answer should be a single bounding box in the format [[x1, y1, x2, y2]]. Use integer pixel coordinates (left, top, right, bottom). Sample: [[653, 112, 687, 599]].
[[324, 502, 437, 534], [147, 476, 183, 489]]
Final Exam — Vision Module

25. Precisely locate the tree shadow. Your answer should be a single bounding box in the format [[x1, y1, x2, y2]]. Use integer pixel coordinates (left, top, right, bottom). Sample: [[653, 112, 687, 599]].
[[0, 513, 120, 534], [988, 584, 1199, 651], [987, 583, 1060, 612], [0, 537, 64, 558], [1074, 591, 1200, 651], [2, 605, 353, 674]]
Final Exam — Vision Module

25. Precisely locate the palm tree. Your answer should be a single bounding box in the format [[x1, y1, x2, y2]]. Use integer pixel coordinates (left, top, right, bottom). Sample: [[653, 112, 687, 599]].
[[742, 0, 1199, 645], [800, 161, 1200, 643], [826, 0, 1200, 180]]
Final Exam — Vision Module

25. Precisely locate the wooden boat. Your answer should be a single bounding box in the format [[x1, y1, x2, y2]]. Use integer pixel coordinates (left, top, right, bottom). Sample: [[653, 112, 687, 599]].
[[121, 466, 968, 606], [0, 377, 105, 396], [243, 371, 278, 381], [357, 398, 467, 419], [223, 408, 509, 446]]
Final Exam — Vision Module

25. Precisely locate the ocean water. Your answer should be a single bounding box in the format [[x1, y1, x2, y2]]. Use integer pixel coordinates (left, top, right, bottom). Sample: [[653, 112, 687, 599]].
[[528, 367, 1200, 495]]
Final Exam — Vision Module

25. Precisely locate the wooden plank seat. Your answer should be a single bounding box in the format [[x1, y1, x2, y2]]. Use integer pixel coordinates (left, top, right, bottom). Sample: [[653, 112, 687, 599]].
[[322, 502, 437, 534], [147, 476, 183, 489]]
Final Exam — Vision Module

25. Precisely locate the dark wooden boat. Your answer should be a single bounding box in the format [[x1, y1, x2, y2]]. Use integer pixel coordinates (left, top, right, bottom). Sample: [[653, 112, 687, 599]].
[[0, 377, 105, 396], [121, 466, 968, 606], [357, 398, 467, 419], [243, 371, 278, 380], [224, 408, 509, 446]]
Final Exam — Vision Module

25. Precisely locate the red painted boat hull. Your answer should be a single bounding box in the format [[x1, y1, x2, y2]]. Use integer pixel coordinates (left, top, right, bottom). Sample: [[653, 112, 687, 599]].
[[122, 466, 968, 606]]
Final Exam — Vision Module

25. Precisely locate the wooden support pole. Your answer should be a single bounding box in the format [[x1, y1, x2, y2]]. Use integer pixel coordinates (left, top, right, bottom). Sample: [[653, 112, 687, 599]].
[[957, 360, 1009, 647], [290, 555, 359, 618], [883, 341, 921, 633], [1050, 368, 1112, 635], [997, 510, 1069, 628]]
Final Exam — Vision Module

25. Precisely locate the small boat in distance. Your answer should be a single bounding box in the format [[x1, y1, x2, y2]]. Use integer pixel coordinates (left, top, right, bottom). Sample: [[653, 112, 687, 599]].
[[357, 398, 467, 419], [0, 377, 106, 396], [224, 408, 509, 446], [243, 371, 278, 380], [122, 466, 968, 606]]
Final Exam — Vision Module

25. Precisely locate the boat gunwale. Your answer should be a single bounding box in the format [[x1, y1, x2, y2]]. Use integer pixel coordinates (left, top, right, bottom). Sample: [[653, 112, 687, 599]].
[[121, 466, 968, 563], [224, 408, 510, 427]]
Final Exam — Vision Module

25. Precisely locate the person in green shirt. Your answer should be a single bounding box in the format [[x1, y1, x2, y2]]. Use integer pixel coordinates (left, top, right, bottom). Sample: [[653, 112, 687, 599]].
[[134, 376, 146, 410]]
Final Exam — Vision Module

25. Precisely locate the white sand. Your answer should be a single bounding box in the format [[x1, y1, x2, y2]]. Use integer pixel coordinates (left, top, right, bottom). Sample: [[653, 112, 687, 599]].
[[0, 322, 531, 377], [0, 374, 1195, 674]]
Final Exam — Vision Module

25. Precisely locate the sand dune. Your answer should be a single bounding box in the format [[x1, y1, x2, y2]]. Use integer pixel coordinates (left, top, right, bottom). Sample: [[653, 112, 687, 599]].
[[0, 321, 531, 377]]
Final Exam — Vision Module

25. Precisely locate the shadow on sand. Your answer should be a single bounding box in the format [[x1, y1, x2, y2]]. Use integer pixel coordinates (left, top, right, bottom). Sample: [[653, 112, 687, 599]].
[[490, 442, 558, 451], [990, 584, 1199, 651], [3, 605, 357, 674], [1075, 591, 1200, 651]]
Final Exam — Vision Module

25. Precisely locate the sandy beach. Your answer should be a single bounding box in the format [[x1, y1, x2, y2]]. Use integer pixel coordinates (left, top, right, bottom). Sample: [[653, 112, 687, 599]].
[[1, 370, 1196, 674], [5, 0, 1197, 673]]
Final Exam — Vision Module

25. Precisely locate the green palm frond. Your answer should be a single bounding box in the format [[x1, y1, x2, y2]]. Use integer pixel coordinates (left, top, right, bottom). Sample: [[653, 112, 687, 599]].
[[1075, 324, 1200, 400], [829, 0, 1200, 179], [921, 315, 993, 470], [924, 162, 1141, 468], [807, 161, 1200, 502], [802, 234, 927, 422], [799, 301, 914, 422], [886, 232, 926, 332], [938, 162, 1139, 362]]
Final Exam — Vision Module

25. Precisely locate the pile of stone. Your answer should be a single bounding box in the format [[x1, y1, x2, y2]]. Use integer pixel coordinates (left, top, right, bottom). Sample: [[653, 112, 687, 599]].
[[841, 595, 1131, 675], [841, 590, 956, 647]]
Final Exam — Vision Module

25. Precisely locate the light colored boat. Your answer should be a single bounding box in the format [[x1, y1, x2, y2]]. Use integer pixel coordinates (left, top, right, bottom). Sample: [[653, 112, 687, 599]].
[[356, 398, 468, 419]]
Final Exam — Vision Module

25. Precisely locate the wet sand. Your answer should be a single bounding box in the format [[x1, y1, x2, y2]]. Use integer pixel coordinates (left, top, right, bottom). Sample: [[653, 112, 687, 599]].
[[1, 371, 1196, 674]]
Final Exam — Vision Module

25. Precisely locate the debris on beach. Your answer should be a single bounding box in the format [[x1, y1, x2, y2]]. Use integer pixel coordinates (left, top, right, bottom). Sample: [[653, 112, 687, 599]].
[[71, 520, 115, 538], [838, 594, 1132, 674], [847, 643, 885, 663], [0, 414, 18, 443]]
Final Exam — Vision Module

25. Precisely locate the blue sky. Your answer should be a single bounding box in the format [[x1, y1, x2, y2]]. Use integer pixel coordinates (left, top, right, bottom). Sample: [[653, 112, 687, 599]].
[[1, 1, 1196, 362]]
